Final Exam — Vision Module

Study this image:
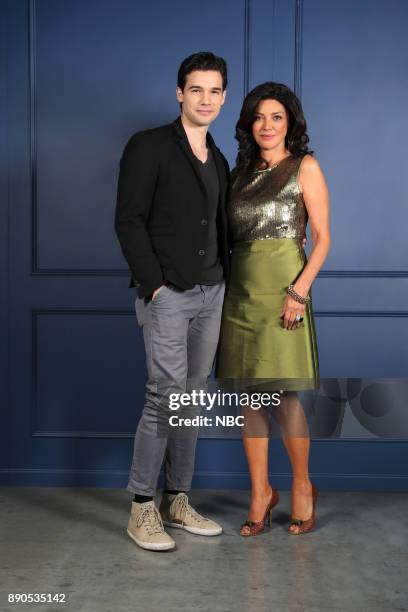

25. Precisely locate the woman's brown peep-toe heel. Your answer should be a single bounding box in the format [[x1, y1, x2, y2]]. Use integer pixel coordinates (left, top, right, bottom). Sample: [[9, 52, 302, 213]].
[[240, 488, 279, 536], [288, 483, 318, 535]]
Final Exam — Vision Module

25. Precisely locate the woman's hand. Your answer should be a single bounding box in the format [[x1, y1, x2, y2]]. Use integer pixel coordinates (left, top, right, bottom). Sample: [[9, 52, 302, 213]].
[[280, 294, 306, 330]]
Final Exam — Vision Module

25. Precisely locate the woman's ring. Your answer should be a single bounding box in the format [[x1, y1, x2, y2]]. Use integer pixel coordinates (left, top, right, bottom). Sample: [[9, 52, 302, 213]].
[[295, 315, 303, 322]]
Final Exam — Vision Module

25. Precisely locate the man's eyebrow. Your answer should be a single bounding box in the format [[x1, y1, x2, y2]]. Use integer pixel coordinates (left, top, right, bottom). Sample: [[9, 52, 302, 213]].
[[187, 85, 222, 91]]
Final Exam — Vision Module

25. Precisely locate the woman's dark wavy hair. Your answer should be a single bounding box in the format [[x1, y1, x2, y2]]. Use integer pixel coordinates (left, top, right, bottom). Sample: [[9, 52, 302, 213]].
[[235, 82, 312, 177]]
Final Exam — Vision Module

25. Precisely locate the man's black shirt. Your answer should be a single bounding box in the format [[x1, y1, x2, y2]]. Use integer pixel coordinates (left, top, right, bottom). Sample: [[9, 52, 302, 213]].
[[194, 147, 224, 284]]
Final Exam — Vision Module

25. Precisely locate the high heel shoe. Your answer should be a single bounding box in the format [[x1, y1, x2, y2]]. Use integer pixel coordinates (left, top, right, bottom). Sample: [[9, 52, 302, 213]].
[[240, 488, 279, 537], [288, 482, 318, 535]]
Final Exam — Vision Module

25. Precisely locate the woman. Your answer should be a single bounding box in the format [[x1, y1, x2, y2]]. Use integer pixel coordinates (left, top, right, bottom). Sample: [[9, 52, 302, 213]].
[[216, 82, 330, 535]]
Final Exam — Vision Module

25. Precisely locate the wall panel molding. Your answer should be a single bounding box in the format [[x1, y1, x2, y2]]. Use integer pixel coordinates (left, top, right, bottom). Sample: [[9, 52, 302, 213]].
[[243, 0, 251, 95], [27, 0, 407, 279], [31, 308, 135, 438], [294, 0, 303, 97], [294, 0, 407, 279], [0, 0, 11, 471], [1, 468, 407, 490], [30, 308, 408, 439], [28, 0, 126, 277], [28, 0, 253, 277], [319, 271, 408, 278]]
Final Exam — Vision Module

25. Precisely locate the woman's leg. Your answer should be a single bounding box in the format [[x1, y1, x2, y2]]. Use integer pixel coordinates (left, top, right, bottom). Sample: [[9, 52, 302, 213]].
[[275, 392, 314, 534], [242, 406, 273, 521]]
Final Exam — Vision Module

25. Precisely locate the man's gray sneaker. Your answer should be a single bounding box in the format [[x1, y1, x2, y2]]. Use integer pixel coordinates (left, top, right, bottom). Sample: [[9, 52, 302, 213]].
[[127, 500, 175, 551], [159, 492, 223, 536]]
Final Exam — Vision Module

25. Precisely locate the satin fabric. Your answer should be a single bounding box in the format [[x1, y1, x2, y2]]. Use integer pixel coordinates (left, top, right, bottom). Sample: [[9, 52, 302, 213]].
[[216, 238, 319, 390]]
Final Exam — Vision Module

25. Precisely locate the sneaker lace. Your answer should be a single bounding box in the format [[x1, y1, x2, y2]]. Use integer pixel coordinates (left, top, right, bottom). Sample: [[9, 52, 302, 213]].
[[137, 504, 165, 535], [172, 493, 209, 525]]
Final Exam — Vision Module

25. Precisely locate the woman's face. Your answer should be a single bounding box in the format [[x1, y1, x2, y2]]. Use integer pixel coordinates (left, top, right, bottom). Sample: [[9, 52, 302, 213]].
[[251, 98, 288, 152]]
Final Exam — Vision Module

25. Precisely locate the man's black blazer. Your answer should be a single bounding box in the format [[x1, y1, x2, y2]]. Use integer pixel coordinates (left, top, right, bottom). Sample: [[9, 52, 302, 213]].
[[115, 116, 230, 298]]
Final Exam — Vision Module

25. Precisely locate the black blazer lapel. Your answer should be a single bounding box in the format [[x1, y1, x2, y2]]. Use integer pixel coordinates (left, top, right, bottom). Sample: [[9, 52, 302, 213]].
[[207, 135, 228, 208], [172, 117, 208, 198], [172, 116, 229, 210]]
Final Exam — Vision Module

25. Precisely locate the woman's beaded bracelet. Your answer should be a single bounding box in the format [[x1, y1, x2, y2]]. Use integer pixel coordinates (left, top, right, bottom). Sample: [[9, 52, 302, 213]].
[[287, 284, 310, 304]]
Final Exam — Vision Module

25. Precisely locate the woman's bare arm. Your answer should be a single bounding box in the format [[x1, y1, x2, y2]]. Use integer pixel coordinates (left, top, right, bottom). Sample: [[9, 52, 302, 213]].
[[280, 155, 331, 329]]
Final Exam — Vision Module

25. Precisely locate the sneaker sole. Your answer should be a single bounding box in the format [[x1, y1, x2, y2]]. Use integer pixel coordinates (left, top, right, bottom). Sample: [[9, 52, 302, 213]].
[[162, 520, 222, 536], [126, 528, 175, 551]]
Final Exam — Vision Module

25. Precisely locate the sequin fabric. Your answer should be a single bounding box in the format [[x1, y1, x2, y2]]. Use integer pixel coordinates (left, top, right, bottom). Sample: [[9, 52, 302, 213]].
[[229, 155, 307, 242]]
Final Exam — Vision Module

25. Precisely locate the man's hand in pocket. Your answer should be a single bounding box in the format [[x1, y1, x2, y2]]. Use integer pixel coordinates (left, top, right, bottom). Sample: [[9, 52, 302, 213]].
[[152, 285, 165, 301]]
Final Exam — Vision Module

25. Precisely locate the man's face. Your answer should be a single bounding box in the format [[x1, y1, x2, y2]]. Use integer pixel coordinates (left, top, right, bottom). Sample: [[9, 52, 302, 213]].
[[176, 70, 226, 127]]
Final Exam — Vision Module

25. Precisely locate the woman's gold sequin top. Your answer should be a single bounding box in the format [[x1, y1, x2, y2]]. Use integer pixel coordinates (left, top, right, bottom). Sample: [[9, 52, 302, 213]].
[[229, 155, 308, 243]]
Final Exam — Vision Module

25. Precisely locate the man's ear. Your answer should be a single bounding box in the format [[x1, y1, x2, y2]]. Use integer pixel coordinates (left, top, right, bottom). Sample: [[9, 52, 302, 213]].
[[176, 86, 184, 104]]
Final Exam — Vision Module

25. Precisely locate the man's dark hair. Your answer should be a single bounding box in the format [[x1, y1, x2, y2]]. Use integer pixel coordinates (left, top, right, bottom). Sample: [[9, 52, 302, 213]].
[[177, 52, 228, 91]]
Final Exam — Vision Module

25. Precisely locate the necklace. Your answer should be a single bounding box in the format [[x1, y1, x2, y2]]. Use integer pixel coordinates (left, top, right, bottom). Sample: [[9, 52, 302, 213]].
[[255, 153, 292, 173], [267, 153, 292, 169]]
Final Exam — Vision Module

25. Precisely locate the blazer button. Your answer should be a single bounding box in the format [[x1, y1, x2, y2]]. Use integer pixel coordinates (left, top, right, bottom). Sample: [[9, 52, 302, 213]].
[[198, 249, 205, 256], [201, 219, 208, 226]]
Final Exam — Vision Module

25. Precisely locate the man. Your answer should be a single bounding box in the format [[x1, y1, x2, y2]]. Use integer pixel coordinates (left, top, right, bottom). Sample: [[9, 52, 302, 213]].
[[115, 52, 230, 551]]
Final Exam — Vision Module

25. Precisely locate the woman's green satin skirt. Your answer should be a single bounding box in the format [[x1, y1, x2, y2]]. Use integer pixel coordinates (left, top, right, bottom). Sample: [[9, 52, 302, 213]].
[[216, 239, 319, 390]]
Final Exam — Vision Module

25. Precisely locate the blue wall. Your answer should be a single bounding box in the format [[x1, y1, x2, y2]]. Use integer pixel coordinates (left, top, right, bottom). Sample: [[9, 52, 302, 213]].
[[1, 0, 407, 490]]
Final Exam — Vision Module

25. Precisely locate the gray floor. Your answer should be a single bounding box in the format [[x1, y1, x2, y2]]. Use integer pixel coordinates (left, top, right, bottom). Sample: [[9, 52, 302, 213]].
[[1, 488, 407, 612]]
